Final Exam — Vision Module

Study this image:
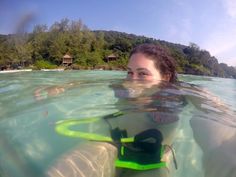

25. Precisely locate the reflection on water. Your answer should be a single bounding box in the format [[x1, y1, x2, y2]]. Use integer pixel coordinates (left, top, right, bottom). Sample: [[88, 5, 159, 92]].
[[0, 71, 235, 177]]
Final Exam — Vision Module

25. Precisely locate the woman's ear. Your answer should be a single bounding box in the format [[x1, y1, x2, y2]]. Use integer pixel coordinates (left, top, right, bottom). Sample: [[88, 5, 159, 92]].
[[162, 73, 171, 81]]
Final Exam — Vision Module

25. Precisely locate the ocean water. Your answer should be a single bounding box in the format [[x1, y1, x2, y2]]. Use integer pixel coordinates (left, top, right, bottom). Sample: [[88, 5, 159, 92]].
[[0, 70, 235, 177]]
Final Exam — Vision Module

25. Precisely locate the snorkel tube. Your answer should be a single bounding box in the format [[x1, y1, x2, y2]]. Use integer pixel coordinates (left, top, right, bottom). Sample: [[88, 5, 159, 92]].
[[55, 112, 134, 143], [55, 112, 170, 171]]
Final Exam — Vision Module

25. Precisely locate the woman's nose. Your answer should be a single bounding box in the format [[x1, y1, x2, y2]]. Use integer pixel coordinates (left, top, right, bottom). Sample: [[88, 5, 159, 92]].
[[128, 73, 138, 80]]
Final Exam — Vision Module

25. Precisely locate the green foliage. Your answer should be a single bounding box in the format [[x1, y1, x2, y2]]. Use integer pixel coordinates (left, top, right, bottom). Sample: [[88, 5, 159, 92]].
[[34, 60, 57, 69], [189, 63, 211, 75], [0, 19, 235, 79]]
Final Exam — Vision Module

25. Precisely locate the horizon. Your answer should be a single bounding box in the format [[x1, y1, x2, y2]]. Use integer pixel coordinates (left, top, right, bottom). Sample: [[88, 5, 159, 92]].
[[1, 0, 236, 67]]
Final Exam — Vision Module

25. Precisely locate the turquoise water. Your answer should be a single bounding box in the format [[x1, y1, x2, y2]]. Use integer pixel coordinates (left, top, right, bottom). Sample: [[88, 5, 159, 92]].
[[0, 71, 235, 177]]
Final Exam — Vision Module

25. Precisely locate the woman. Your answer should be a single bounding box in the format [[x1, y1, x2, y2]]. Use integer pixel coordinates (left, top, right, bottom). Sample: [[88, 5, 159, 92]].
[[48, 44, 181, 177], [110, 44, 182, 177]]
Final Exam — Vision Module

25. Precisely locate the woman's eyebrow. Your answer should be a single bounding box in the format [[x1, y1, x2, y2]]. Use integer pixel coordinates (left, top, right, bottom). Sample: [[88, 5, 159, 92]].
[[127, 67, 133, 71], [127, 67, 151, 74], [137, 68, 151, 73]]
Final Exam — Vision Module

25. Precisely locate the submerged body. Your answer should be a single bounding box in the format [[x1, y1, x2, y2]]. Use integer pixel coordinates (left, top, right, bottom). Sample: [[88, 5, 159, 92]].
[[48, 81, 236, 177]]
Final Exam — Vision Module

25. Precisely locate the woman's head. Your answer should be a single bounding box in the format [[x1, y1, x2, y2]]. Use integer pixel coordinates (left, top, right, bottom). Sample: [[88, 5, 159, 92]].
[[127, 43, 177, 83]]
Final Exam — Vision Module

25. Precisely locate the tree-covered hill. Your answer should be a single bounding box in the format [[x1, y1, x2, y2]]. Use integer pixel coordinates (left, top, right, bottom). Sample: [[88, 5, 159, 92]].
[[0, 18, 235, 79]]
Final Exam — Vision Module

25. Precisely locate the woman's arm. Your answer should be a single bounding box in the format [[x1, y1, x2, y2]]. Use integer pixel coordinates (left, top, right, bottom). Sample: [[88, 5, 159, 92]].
[[190, 118, 236, 177], [47, 142, 117, 177], [34, 82, 77, 101]]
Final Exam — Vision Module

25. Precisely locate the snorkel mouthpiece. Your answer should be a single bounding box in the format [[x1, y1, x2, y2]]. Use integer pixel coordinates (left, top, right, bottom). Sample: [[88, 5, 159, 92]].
[[133, 129, 163, 153], [115, 88, 143, 98], [114, 129, 166, 170]]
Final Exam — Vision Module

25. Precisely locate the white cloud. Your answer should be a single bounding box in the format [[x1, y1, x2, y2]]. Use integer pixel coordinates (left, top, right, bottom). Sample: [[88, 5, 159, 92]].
[[204, 30, 236, 55], [201, 11, 236, 66], [221, 0, 236, 18], [202, 28, 236, 66], [199, 0, 236, 66], [216, 51, 236, 66]]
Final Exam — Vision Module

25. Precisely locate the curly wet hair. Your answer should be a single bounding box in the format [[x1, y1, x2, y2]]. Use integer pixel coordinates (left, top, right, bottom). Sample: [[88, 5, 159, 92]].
[[129, 43, 177, 83]]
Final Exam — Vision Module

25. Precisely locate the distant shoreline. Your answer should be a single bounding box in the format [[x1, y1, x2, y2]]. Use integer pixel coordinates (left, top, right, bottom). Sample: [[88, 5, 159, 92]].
[[0, 69, 33, 73], [1, 67, 235, 80]]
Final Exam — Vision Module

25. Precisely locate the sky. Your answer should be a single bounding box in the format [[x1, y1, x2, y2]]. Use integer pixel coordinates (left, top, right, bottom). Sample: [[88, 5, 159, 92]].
[[0, 0, 236, 66]]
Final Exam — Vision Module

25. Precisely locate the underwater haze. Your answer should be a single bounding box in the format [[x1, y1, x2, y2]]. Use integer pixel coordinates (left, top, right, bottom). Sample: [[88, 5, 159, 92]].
[[0, 70, 236, 177]]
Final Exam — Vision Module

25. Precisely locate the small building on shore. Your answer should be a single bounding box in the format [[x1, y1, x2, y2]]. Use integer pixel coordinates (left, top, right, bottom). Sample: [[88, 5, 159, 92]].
[[62, 54, 73, 65], [104, 54, 118, 63]]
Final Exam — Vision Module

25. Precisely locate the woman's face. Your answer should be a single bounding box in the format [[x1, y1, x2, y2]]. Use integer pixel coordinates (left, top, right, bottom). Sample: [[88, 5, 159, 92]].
[[115, 53, 168, 100], [127, 53, 163, 81]]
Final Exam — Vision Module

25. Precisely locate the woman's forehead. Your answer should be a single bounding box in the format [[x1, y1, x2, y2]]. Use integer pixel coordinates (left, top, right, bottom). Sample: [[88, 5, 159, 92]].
[[128, 53, 156, 70]]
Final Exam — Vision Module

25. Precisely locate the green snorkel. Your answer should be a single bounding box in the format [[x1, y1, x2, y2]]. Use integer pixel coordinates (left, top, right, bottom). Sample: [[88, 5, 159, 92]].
[[55, 112, 134, 143], [55, 112, 174, 171]]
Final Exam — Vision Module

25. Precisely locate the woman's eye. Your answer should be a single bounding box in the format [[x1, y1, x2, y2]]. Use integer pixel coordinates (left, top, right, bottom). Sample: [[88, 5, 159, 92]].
[[138, 72, 148, 76], [127, 71, 133, 75]]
